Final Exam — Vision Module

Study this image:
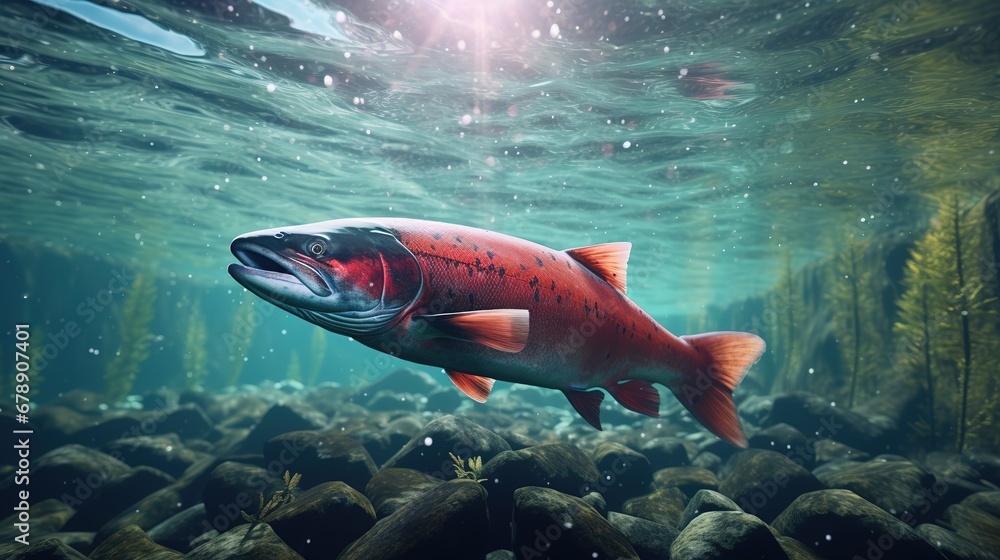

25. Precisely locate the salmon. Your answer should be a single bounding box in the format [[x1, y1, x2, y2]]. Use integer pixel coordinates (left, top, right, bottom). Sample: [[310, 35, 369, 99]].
[[228, 218, 765, 446]]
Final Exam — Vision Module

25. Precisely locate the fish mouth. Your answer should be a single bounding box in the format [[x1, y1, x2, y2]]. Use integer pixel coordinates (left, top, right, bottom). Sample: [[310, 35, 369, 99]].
[[229, 238, 336, 309]]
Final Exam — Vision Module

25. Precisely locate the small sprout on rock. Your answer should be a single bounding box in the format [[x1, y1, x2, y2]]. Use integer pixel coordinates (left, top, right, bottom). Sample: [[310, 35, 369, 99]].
[[450, 452, 486, 482], [240, 470, 302, 529]]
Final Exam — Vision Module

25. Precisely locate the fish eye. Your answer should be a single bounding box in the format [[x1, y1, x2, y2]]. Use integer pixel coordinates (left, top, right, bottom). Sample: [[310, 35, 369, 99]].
[[308, 240, 326, 256]]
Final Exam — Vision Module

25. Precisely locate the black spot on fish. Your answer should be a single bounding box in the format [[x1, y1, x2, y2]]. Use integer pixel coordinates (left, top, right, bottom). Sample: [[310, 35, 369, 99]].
[[455, 236, 462, 243], [468, 293, 475, 306], [556, 294, 562, 303], [430, 243, 436, 250], [584, 300, 591, 316], [534, 256, 544, 267], [529, 276, 539, 288], [550, 253, 557, 261], [647, 333, 652, 341], [447, 288, 456, 299], [488, 263, 496, 272], [432, 233, 442, 240], [622, 326, 627, 334], [487, 250, 495, 259], [567, 261, 573, 270], [467, 267, 474, 277], [453, 261, 460, 268], [498, 266, 506, 278], [475, 257, 482, 268], [550, 280, 556, 291], [533, 288, 540, 302], [520, 264, 527, 271], [605, 352, 610, 360], [473, 244, 478, 252]]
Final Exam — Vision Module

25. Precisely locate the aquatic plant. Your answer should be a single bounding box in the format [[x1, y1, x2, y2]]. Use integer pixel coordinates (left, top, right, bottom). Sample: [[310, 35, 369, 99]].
[[828, 234, 881, 407], [241, 470, 301, 530], [103, 271, 156, 402], [182, 296, 209, 390], [450, 452, 486, 482], [307, 327, 327, 386], [894, 192, 1000, 451], [225, 294, 257, 386]]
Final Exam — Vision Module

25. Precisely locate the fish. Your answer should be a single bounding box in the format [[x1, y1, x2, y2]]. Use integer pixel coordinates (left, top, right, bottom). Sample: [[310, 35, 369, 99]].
[[227, 218, 765, 446]]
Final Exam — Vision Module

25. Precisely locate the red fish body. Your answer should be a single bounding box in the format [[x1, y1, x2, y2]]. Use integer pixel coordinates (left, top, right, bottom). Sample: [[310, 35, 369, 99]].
[[229, 218, 765, 446]]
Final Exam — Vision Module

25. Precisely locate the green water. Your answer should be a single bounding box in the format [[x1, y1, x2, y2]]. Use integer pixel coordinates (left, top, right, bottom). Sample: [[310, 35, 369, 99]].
[[0, 0, 998, 394]]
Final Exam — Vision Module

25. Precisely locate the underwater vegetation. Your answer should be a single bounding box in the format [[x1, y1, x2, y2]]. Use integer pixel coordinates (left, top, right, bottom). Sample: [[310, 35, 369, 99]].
[[182, 296, 209, 390], [225, 294, 257, 386], [894, 192, 1000, 452], [102, 270, 157, 402], [240, 470, 302, 528], [307, 327, 327, 386]]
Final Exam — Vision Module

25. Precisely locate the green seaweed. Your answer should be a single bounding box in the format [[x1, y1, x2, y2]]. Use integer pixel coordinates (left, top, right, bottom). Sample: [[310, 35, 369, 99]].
[[241, 470, 301, 533], [225, 294, 257, 386], [450, 453, 486, 482], [285, 350, 302, 383], [307, 327, 327, 386], [182, 296, 209, 390], [103, 271, 157, 402]]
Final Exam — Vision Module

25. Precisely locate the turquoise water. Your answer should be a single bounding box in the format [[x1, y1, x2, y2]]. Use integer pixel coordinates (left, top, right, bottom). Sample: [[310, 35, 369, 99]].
[[1, 0, 998, 393]]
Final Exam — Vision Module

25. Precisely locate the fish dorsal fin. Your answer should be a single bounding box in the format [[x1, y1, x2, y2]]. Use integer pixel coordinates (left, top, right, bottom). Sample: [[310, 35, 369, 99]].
[[446, 370, 495, 403], [415, 309, 529, 353], [563, 389, 605, 430], [564, 242, 631, 293]]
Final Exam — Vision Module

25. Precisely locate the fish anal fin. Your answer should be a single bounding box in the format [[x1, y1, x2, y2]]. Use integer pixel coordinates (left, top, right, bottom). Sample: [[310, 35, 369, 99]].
[[416, 309, 529, 353], [563, 389, 604, 430], [564, 242, 630, 293], [608, 379, 660, 418], [447, 370, 495, 403]]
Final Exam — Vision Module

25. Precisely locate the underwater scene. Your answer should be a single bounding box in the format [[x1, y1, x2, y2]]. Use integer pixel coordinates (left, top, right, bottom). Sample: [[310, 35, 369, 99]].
[[1, 0, 999, 558]]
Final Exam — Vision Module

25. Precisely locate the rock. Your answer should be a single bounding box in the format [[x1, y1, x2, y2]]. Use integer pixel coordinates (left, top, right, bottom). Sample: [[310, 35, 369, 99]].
[[719, 450, 824, 523], [480, 443, 600, 547], [816, 459, 939, 522], [962, 491, 1000, 518], [749, 423, 813, 468], [512, 487, 638, 560], [497, 430, 540, 451], [776, 536, 824, 560], [381, 415, 511, 477], [638, 437, 690, 469], [925, 452, 982, 483], [367, 390, 421, 412], [608, 511, 678, 559], [364, 468, 445, 518], [263, 431, 376, 491], [159, 404, 214, 440], [32, 532, 95, 555], [88, 524, 183, 559], [147, 504, 210, 554], [944, 503, 1000, 553], [101, 434, 205, 477], [678, 489, 742, 531], [654, 467, 719, 497], [670, 511, 787, 560], [0, 498, 74, 541], [761, 392, 893, 454], [62, 465, 175, 531], [581, 491, 607, 516], [185, 523, 304, 559], [812, 439, 870, 463], [772, 489, 946, 559], [353, 368, 442, 404], [202, 462, 283, 534], [967, 451, 1000, 487], [592, 442, 653, 510], [28, 444, 131, 502], [486, 550, 516, 560], [691, 451, 722, 473], [622, 487, 688, 527], [337, 480, 490, 560], [0, 537, 89, 559], [265, 481, 376, 559], [425, 388, 463, 413], [236, 404, 327, 455], [916, 523, 1000, 560], [93, 484, 188, 546]]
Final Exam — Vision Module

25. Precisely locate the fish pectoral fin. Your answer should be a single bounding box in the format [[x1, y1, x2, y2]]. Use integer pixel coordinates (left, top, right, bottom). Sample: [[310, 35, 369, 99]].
[[563, 388, 605, 431], [607, 379, 660, 418], [415, 309, 529, 353], [564, 242, 630, 293], [447, 370, 495, 403]]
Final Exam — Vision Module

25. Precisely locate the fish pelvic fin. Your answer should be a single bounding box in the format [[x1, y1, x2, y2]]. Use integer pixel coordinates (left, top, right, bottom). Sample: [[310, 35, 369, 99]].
[[415, 309, 529, 353], [447, 370, 495, 403], [673, 331, 766, 448], [563, 388, 604, 430], [607, 379, 660, 418]]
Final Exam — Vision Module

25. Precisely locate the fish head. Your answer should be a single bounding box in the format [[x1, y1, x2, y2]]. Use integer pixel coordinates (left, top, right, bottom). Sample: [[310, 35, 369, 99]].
[[228, 219, 423, 336]]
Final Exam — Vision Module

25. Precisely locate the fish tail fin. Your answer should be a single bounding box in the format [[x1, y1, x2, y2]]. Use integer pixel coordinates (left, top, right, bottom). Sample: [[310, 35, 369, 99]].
[[671, 331, 766, 448]]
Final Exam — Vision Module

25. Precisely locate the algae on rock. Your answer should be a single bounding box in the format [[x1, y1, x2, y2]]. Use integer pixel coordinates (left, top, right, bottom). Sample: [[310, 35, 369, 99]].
[[103, 270, 157, 402]]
